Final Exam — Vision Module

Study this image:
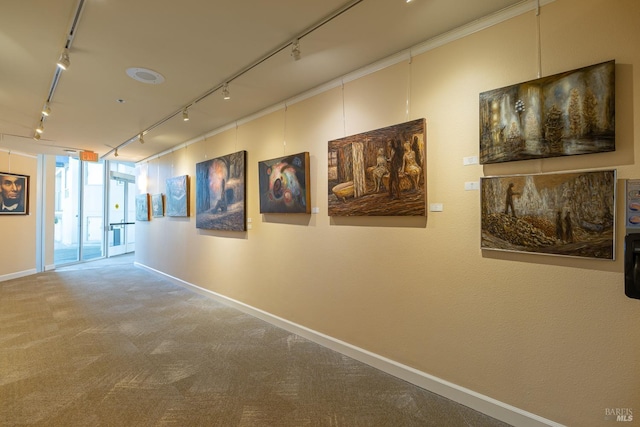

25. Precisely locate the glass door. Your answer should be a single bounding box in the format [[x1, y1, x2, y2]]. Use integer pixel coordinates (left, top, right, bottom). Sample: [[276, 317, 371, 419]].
[[54, 156, 80, 264], [108, 163, 136, 257], [82, 161, 105, 260], [125, 179, 136, 253], [54, 156, 106, 265]]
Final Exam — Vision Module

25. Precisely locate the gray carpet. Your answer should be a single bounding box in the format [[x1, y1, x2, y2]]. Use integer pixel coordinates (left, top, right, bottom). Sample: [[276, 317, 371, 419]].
[[0, 256, 511, 426]]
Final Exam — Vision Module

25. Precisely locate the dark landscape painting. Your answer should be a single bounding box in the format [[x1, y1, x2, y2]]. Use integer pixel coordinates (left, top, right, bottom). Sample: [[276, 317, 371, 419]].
[[259, 152, 310, 214], [328, 118, 426, 216], [480, 60, 615, 164], [196, 151, 246, 231], [481, 169, 615, 259], [166, 175, 189, 217]]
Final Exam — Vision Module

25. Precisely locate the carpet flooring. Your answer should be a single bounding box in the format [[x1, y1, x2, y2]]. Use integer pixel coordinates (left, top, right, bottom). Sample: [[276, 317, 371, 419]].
[[0, 255, 511, 426]]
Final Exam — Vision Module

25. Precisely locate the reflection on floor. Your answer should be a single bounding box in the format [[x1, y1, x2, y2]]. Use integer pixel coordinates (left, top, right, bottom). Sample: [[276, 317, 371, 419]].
[[56, 252, 135, 271]]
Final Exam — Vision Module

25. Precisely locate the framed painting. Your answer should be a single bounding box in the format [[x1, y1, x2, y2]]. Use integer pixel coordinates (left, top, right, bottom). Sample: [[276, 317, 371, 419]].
[[480, 60, 615, 164], [328, 118, 426, 216], [0, 172, 29, 215], [258, 152, 310, 214], [136, 193, 150, 221], [165, 175, 189, 217], [481, 169, 615, 259], [151, 193, 164, 217], [195, 150, 246, 231]]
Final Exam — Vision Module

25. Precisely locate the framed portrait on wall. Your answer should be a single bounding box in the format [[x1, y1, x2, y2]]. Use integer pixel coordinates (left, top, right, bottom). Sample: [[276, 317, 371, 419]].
[[0, 172, 29, 215]]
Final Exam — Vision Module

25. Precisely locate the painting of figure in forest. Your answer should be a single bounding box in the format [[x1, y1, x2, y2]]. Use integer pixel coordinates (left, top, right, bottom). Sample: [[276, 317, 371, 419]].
[[259, 152, 310, 214], [165, 175, 189, 217], [328, 118, 426, 216], [135, 193, 150, 221], [480, 60, 615, 164], [195, 151, 246, 231], [481, 170, 615, 259], [151, 194, 164, 217]]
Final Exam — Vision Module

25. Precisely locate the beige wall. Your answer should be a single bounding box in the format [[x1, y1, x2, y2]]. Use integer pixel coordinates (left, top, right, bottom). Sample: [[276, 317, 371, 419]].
[[0, 151, 38, 277], [137, 0, 639, 425]]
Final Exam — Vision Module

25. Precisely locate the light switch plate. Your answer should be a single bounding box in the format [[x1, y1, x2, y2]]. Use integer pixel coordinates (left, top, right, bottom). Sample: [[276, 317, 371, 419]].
[[463, 156, 479, 166], [464, 181, 480, 191]]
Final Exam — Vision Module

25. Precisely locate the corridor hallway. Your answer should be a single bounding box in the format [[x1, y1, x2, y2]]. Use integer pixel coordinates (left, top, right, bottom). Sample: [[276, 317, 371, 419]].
[[0, 257, 510, 426]]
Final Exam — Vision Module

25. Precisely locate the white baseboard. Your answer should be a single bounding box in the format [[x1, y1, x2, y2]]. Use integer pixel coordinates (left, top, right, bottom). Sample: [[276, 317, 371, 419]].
[[0, 268, 37, 282], [45, 264, 56, 271], [136, 262, 564, 427]]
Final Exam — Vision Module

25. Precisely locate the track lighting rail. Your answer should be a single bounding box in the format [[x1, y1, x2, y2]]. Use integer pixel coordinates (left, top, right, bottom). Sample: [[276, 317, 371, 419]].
[[102, 0, 365, 159], [35, 0, 87, 139]]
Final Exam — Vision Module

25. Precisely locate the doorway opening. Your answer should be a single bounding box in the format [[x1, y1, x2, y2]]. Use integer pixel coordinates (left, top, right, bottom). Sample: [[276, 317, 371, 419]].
[[107, 163, 136, 257], [53, 157, 136, 266]]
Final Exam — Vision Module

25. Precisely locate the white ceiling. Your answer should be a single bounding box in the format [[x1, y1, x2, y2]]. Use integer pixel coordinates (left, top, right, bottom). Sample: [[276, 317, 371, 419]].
[[0, 0, 526, 163]]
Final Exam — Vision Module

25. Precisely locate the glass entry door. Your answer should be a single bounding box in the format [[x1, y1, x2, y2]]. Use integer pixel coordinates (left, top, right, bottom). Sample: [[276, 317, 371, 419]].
[[54, 156, 105, 265], [108, 168, 136, 257]]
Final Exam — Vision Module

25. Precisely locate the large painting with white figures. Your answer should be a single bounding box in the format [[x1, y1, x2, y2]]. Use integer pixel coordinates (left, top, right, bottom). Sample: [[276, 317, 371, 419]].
[[328, 119, 426, 216]]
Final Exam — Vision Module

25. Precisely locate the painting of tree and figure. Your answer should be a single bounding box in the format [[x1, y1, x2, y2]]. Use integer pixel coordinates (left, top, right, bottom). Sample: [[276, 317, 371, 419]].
[[165, 175, 189, 217], [195, 151, 246, 231], [328, 118, 426, 216], [481, 170, 616, 260], [480, 60, 615, 164]]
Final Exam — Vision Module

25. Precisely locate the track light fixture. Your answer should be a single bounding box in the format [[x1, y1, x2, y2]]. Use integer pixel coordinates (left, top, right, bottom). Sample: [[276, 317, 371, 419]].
[[222, 83, 230, 100], [291, 39, 301, 61], [56, 48, 70, 70], [114, 149, 119, 157], [182, 108, 189, 121], [36, 121, 44, 134], [42, 102, 51, 116], [139, 133, 145, 144], [33, 132, 41, 141]]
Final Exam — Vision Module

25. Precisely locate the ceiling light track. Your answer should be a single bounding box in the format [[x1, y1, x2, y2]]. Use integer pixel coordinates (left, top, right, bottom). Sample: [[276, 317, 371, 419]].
[[65, 0, 86, 49], [103, 0, 365, 159], [35, 0, 87, 140]]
